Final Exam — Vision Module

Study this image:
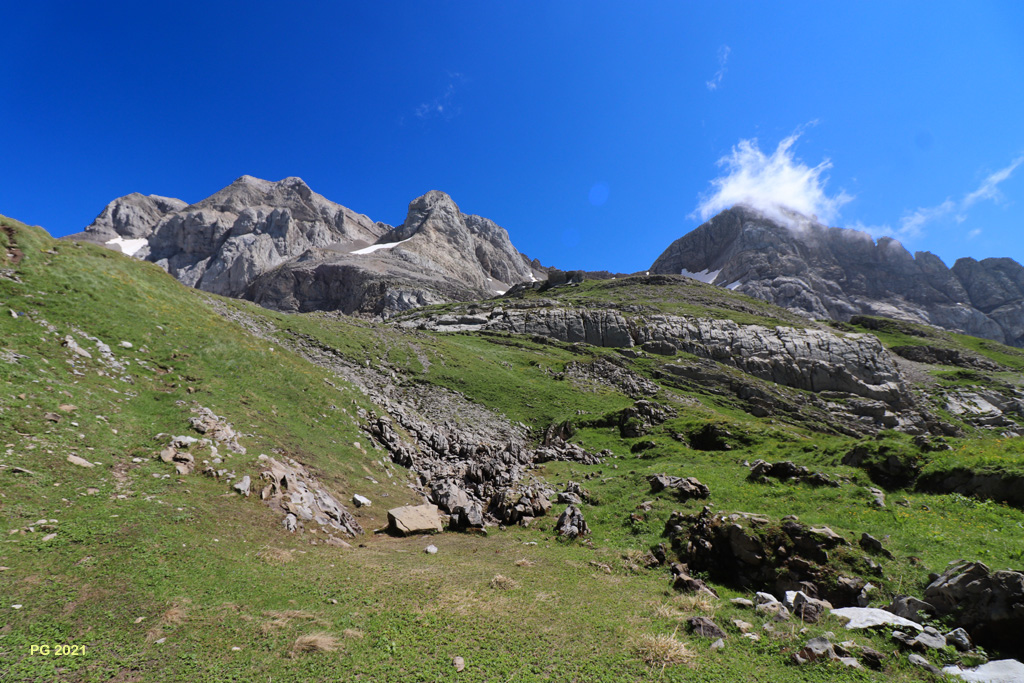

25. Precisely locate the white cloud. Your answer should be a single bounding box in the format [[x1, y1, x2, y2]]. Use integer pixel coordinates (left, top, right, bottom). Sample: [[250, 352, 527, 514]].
[[415, 73, 465, 120], [706, 45, 731, 91], [886, 155, 1022, 240], [695, 130, 853, 228], [846, 220, 893, 240], [898, 199, 956, 238], [962, 155, 1024, 208]]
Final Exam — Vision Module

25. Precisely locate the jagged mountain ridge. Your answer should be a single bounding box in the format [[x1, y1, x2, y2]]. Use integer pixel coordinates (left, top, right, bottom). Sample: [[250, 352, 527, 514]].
[[651, 205, 1024, 346], [67, 176, 545, 315]]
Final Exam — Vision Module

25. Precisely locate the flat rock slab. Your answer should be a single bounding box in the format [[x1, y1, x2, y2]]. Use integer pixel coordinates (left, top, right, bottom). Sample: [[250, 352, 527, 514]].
[[943, 659, 1024, 683], [387, 504, 442, 535], [66, 454, 94, 468], [831, 606, 923, 631]]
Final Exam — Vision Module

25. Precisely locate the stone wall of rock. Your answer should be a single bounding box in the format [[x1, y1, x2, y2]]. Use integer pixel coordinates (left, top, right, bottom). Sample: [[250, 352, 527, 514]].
[[402, 305, 911, 406]]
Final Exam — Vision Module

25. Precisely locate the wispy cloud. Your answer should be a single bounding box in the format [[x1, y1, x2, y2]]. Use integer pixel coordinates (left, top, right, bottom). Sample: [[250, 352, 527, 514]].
[[415, 72, 465, 120], [962, 156, 1024, 208], [695, 128, 853, 228], [705, 45, 731, 91], [898, 199, 956, 238], [893, 155, 1023, 239]]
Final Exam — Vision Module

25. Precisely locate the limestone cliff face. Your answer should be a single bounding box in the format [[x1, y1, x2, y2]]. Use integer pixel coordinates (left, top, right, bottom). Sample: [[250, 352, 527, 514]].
[[402, 305, 910, 407], [650, 206, 1024, 346], [67, 178, 544, 315]]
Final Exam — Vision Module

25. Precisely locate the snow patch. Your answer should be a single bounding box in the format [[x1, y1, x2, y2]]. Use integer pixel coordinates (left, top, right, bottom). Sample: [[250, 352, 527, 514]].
[[105, 237, 148, 257], [680, 268, 721, 284], [725, 280, 743, 291], [351, 237, 414, 255]]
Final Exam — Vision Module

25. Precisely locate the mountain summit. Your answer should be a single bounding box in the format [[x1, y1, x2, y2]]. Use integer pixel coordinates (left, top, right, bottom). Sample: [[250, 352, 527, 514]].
[[67, 177, 544, 315], [651, 205, 1024, 346]]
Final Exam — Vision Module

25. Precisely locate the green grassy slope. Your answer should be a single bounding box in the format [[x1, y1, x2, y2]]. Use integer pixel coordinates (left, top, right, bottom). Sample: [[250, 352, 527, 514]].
[[2, 215, 1023, 681]]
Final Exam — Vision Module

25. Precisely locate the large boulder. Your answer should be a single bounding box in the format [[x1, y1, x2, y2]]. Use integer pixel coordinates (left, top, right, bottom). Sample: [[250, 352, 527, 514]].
[[923, 560, 1024, 657], [387, 504, 443, 536]]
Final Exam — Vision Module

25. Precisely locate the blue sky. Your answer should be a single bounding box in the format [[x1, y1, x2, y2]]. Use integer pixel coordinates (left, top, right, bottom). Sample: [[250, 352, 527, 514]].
[[2, 1, 1023, 273]]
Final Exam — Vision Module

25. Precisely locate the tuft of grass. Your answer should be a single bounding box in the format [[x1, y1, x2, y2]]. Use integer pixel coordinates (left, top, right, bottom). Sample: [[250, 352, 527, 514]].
[[489, 574, 519, 590], [342, 628, 365, 639], [514, 558, 535, 567], [633, 633, 694, 667], [672, 593, 719, 615], [257, 546, 294, 565], [290, 632, 340, 655]]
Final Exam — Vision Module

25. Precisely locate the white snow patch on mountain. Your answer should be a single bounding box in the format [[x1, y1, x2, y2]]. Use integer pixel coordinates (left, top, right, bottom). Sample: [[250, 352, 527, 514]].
[[680, 268, 721, 284], [105, 237, 149, 257], [351, 237, 414, 255]]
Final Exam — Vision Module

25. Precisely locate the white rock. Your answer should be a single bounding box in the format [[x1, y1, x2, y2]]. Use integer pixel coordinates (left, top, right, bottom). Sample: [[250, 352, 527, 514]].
[[12, 604, 22, 609], [830, 607, 923, 631], [66, 454, 94, 468], [425, 545, 438, 554], [353, 494, 372, 508], [231, 646, 242, 651], [943, 660, 1024, 683], [155, 637, 166, 644], [42, 533, 57, 542], [119, 341, 133, 348]]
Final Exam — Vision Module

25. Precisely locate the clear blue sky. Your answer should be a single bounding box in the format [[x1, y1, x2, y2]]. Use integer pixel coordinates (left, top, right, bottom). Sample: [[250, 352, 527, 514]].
[[2, 1, 1023, 273]]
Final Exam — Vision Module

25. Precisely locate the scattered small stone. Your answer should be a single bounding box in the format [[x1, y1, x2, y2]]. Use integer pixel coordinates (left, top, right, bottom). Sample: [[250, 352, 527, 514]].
[[41, 533, 57, 542], [134, 617, 145, 623], [710, 638, 725, 651], [860, 647, 885, 669], [154, 637, 167, 644], [730, 598, 754, 608], [732, 619, 753, 633], [231, 646, 241, 651], [453, 656, 465, 672], [119, 341, 133, 348], [232, 475, 251, 497], [353, 494, 372, 508], [425, 544, 438, 554], [66, 454, 94, 468], [12, 604, 23, 609], [793, 636, 837, 665], [868, 487, 886, 507], [688, 616, 727, 639], [908, 653, 942, 675], [946, 627, 972, 652]]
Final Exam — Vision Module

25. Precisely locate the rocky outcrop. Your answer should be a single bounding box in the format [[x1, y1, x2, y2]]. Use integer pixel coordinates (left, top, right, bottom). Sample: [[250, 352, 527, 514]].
[[924, 561, 1024, 657], [665, 508, 879, 607], [258, 456, 363, 537], [651, 205, 1024, 347], [67, 178, 544, 316], [402, 305, 911, 407]]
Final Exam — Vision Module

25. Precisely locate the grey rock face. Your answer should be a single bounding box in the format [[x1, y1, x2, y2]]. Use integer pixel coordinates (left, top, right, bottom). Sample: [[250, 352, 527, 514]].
[[405, 305, 911, 406], [651, 205, 1024, 346], [923, 560, 1024, 656], [68, 177, 544, 316]]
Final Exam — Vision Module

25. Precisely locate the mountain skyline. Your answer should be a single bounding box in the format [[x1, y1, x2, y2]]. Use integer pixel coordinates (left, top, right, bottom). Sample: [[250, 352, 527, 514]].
[[3, 3, 1024, 273]]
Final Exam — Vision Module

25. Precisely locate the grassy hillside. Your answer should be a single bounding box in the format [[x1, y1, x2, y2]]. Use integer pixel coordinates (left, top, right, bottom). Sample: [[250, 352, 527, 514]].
[[2, 215, 1023, 681]]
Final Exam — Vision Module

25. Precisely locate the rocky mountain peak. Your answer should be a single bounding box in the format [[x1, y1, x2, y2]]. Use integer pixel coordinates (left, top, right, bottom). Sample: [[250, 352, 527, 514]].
[[66, 178, 544, 317], [652, 206, 1024, 346]]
